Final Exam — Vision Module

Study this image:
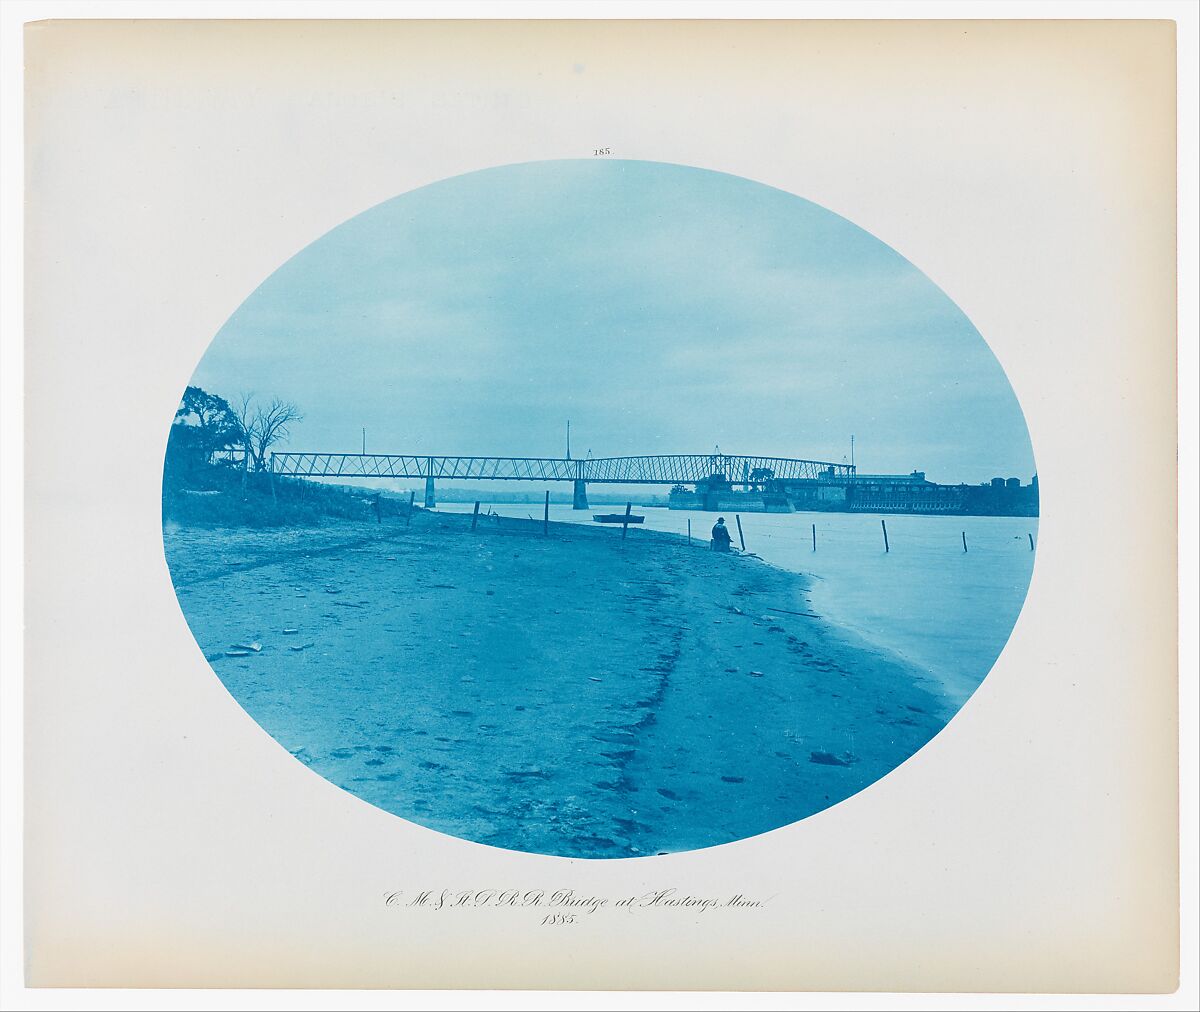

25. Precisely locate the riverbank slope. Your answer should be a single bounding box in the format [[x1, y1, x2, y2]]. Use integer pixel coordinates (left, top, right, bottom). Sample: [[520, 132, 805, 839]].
[[164, 510, 946, 857]]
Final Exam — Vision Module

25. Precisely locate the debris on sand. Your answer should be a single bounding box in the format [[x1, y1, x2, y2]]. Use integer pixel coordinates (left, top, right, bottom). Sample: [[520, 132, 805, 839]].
[[231, 642, 262, 652], [163, 509, 949, 861], [809, 750, 858, 767]]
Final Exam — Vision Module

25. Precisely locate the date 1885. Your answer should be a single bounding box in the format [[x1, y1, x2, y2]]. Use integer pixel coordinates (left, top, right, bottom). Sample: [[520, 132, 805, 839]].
[[542, 913, 577, 926]]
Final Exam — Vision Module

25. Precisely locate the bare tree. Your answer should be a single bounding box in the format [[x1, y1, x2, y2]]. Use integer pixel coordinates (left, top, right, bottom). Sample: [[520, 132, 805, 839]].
[[249, 397, 303, 471], [231, 393, 302, 478], [232, 392, 259, 488]]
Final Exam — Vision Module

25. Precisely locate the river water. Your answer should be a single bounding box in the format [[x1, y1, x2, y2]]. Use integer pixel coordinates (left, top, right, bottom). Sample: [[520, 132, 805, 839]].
[[437, 501, 1038, 705]]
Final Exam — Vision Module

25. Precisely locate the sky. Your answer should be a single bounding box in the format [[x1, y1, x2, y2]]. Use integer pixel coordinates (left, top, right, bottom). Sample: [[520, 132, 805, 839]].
[[190, 159, 1035, 486]]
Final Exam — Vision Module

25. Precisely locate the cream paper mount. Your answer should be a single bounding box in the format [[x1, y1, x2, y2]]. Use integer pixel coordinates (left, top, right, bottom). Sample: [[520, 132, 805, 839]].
[[22, 17, 1180, 993]]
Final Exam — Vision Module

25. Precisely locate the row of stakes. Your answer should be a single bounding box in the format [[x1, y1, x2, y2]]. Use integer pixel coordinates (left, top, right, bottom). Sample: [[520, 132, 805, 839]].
[[446, 494, 1038, 554], [691, 523, 1036, 554], [875, 519, 1036, 554], [682, 516, 1037, 554]]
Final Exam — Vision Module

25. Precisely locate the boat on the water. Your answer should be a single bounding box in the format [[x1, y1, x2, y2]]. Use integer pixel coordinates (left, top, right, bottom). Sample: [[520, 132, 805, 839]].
[[593, 513, 645, 524]]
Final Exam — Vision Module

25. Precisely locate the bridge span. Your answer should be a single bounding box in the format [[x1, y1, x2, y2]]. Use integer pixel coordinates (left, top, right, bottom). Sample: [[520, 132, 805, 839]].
[[267, 452, 855, 509]]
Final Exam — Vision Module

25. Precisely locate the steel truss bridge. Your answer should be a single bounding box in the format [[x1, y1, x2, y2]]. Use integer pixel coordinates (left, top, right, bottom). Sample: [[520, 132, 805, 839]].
[[266, 452, 855, 508]]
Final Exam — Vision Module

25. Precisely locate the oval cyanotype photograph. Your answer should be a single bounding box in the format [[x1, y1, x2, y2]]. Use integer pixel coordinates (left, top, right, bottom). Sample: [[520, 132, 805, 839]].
[[162, 160, 1038, 858]]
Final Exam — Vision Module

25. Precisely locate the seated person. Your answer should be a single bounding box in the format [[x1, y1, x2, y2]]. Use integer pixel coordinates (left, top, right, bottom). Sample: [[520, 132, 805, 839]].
[[711, 517, 733, 552]]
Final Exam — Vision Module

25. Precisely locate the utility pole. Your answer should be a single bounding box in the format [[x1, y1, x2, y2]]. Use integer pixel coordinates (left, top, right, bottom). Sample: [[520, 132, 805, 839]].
[[362, 427, 366, 455], [851, 434, 855, 469], [566, 420, 571, 460]]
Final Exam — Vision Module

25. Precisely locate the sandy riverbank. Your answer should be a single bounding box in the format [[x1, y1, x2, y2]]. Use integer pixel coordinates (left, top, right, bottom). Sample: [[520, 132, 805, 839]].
[[164, 510, 948, 858]]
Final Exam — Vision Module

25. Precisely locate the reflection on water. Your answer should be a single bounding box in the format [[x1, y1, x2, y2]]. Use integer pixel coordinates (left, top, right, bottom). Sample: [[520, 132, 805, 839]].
[[438, 501, 1038, 704]]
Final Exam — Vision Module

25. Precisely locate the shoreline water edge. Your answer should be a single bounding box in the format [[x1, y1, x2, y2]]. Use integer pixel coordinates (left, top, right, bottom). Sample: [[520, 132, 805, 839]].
[[164, 510, 952, 858]]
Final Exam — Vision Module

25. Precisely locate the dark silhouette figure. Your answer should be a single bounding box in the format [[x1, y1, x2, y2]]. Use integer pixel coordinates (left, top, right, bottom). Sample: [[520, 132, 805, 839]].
[[373, 493, 383, 524], [711, 517, 733, 552]]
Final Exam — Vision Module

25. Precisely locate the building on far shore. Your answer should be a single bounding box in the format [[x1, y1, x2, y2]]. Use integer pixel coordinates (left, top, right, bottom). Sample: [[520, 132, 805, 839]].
[[668, 469, 1039, 517]]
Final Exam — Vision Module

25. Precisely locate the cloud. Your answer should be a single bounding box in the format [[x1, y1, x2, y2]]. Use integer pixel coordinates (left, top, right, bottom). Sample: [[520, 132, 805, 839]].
[[191, 161, 1034, 482]]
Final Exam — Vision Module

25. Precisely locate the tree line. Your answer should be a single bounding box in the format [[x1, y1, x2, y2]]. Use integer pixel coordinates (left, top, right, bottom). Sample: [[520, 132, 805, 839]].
[[167, 386, 302, 475]]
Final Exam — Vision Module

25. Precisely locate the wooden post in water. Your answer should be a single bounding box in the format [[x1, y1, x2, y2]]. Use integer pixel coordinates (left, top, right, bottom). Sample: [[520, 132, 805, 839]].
[[544, 491, 550, 536], [471, 501, 480, 531], [268, 457, 277, 505], [735, 514, 746, 552], [881, 518, 890, 553], [962, 531, 968, 552], [406, 490, 415, 527], [1028, 532, 1035, 550], [687, 519, 692, 545], [812, 523, 817, 551], [622, 502, 632, 540]]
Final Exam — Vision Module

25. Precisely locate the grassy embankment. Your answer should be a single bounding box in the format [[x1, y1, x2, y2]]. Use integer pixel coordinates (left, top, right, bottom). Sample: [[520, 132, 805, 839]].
[[162, 459, 410, 528]]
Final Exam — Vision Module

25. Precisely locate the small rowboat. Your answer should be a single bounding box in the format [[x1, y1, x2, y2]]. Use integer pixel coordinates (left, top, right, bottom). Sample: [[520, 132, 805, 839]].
[[593, 513, 645, 524]]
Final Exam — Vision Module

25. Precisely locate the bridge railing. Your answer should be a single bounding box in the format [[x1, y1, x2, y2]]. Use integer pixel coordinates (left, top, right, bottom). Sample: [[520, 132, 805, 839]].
[[584, 454, 852, 483], [269, 452, 854, 484], [271, 454, 582, 481]]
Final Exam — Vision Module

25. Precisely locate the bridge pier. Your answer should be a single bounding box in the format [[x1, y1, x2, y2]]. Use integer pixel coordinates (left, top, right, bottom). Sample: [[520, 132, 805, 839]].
[[424, 476, 435, 508], [572, 479, 589, 510]]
